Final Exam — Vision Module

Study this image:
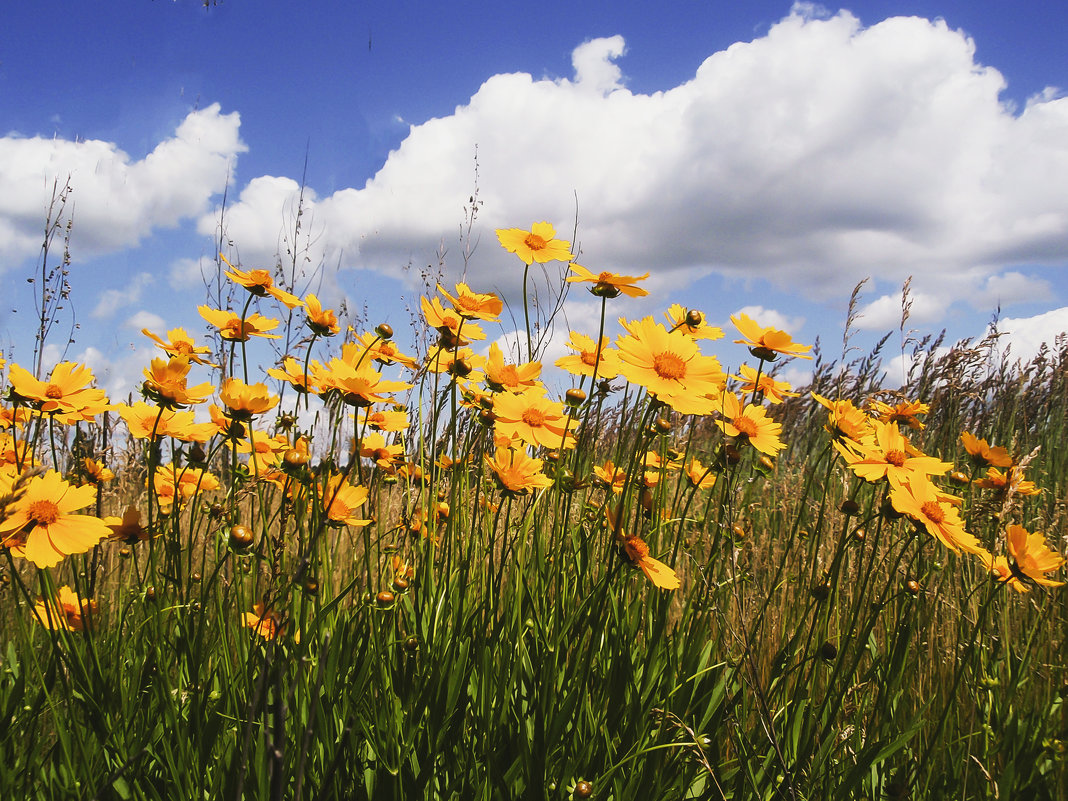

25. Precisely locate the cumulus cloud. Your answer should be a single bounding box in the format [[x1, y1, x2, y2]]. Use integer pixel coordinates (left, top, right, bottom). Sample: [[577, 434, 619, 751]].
[[992, 306, 1068, 364], [91, 272, 155, 319], [854, 291, 943, 332], [732, 305, 805, 334], [0, 104, 245, 267], [201, 9, 1068, 318]]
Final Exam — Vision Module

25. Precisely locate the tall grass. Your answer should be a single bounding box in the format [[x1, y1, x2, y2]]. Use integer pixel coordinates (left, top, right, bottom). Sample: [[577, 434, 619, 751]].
[[0, 223, 1065, 800]]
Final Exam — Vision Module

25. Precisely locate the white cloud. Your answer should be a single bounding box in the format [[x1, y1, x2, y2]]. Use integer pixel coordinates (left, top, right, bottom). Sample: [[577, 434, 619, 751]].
[[91, 272, 154, 319], [968, 271, 1054, 309], [169, 256, 213, 290], [854, 291, 943, 331], [124, 310, 166, 332], [200, 11, 1068, 319], [732, 305, 805, 334], [992, 306, 1068, 364], [0, 104, 245, 268]]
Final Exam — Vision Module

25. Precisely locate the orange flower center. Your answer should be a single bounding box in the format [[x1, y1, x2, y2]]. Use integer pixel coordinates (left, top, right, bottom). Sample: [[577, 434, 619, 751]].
[[248, 269, 273, 288], [498, 365, 520, 387], [524, 233, 547, 251], [28, 499, 61, 526], [580, 349, 598, 366], [456, 295, 480, 310], [885, 450, 907, 467], [624, 536, 649, 561], [521, 408, 547, 427], [173, 341, 193, 355], [733, 416, 759, 439], [921, 501, 945, 524], [597, 271, 614, 282], [45, 383, 64, 399], [653, 352, 686, 380]]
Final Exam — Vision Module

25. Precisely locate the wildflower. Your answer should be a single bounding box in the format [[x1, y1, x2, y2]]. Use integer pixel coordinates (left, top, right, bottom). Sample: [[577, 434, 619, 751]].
[[870, 399, 929, 430], [222, 255, 303, 309], [684, 457, 717, 489], [117, 401, 214, 442], [974, 466, 1040, 496], [834, 420, 950, 488], [566, 263, 649, 298], [34, 585, 97, 632], [615, 317, 725, 410], [318, 359, 413, 407], [344, 333, 419, 371], [304, 293, 340, 336], [484, 343, 542, 393], [219, 378, 279, 420], [486, 447, 553, 495], [142, 327, 218, 367], [420, 296, 486, 344], [357, 407, 410, 432], [554, 332, 620, 379], [104, 506, 151, 543], [960, 431, 1013, 469], [492, 389, 576, 450], [622, 536, 680, 590], [142, 357, 213, 408], [664, 304, 723, 340], [198, 306, 282, 341], [8, 362, 110, 417], [438, 283, 503, 321], [423, 346, 486, 383], [731, 313, 812, 361], [812, 393, 872, 444], [320, 476, 371, 527], [716, 393, 786, 456], [153, 464, 220, 509], [978, 553, 1029, 593], [593, 460, 627, 493], [80, 458, 114, 485], [358, 432, 404, 471], [889, 479, 983, 555], [267, 356, 320, 394], [0, 470, 111, 568], [0, 405, 32, 431], [243, 601, 292, 640], [732, 364, 799, 404], [236, 431, 292, 473], [1006, 524, 1064, 587], [496, 222, 572, 265]]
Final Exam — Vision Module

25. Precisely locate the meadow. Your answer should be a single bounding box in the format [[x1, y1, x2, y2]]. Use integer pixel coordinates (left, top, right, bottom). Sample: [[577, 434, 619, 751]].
[[0, 218, 1065, 800]]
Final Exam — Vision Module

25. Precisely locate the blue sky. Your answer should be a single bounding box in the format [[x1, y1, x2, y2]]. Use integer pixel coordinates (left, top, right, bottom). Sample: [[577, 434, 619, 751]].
[[2, 0, 1067, 397]]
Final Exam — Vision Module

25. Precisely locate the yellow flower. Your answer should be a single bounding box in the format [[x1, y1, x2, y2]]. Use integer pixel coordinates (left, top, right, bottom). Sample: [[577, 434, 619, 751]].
[[80, 458, 114, 485], [304, 293, 340, 336], [8, 362, 110, 417], [977, 552, 1029, 592], [593, 460, 627, 493], [318, 359, 413, 407], [142, 356, 213, 409], [960, 431, 1013, 468], [834, 420, 950, 488], [344, 333, 419, 371], [358, 432, 404, 471], [731, 313, 812, 361], [219, 378, 279, 420], [0, 470, 111, 568], [715, 393, 786, 456], [684, 457, 717, 489], [244, 601, 295, 640], [889, 479, 983, 555], [320, 476, 371, 527], [974, 466, 1040, 496], [420, 296, 486, 344], [117, 401, 214, 442], [357, 407, 410, 432], [664, 305, 723, 340], [492, 389, 576, 450], [811, 393, 872, 444], [622, 536, 680, 590], [484, 343, 542, 393], [615, 317, 725, 409], [142, 327, 218, 367], [1006, 524, 1064, 588], [267, 356, 320, 394], [104, 506, 151, 543], [153, 464, 220, 509], [222, 255, 303, 309], [554, 332, 619, 380], [438, 283, 503, 321], [869, 399, 929, 430], [496, 221, 572, 265], [732, 364, 798, 404], [34, 585, 97, 632], [566, 263, 649, 298], [198, 306, 282, 341], [486, 446, 553, 495]]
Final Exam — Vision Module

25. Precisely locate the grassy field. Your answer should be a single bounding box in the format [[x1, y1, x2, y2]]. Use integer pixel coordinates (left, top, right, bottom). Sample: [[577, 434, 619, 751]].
[[0, 222, 1065, 799]]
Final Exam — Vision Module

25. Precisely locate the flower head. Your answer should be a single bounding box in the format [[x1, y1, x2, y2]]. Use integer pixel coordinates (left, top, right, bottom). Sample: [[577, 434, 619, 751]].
[[715, 393, 786, 456], [304, 293, 340, 336], [486, 447, 553, 495], [438, 283, 503, 321], [484, 343, 542, 393], [664, 304, 723, 340], [622, 536, 680, 590], [320, 476, 371, 527], [731, 313, 812, 361], [492, 389, 576, 450], [870, 399, 929, 430], [615, 317, 725, 411], [34, 585, 97, 632], [554, 332, 619, 380], [1006, 524, 1064, 588], [889, 479, 983, 555], [566, 263, 648, 298], [142, 356, 214, 408], [219, 378, 279, 420], [960, 431, 1013, 468], [732, 364, 799, 404], [496, 222, 572, 265], [8, 362, 110, 417], [199, 306, 282, 341], [142, 327, 218, 367], [222, 255, 303, 309]]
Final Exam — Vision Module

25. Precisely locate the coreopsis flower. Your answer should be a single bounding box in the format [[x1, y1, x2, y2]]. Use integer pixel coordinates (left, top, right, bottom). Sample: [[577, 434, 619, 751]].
[[684, 457, 717, 489], [344, 333, 419, 371], [566, 263, 649, 298], [236, 431, 291, 473], [153, 465, 220, 510], [715, 392, 786, 456], [974, 466, 1040, 496], [304, 293, 340, 336], [664, 304, 723, 340], [244, 601, 292, 640], [732, 364, 799, 404], [438, 282, 503, 321], [811, 393, 872, 444], [267, 356, 320, 394], [615, 317, 726, 410], [357, 407, 410, 432], [198, 306, 282, 341], [834, 420, 950, 488], [870, 399, 929, 430], [1006, 524, 1065, 587], [960, 431, 1013, 468], [358, 432, 404, 471], [104, 506, 151, 543], [420, 296, 486, 344], [221, 255, 303, 309], [219, 378, 279, 420], [142, 357, 213, 409], [622, 536, 680, 590], [593, 460, 627, 493], [320, 476, 371, 527], [889, 479, 983, 554], [118, 401, 214, 442], [554, 332, 620, 380], [7, 362, 110, 417], [141, 327, 218, 367], [0, 470, 111, 568], [731, 313, 812, 361], [978, 552, 1029, 592], [486, 446, 553, 495], [484, 343, 542, 393], [492, 389, 576, 450], [318, 359, 413, 407], [80, 458, 114, 485], [0, 404, 32, 431], [423, 346, 486, 383], [496, 221, 572, 265], [34, 585, 97, 632]]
